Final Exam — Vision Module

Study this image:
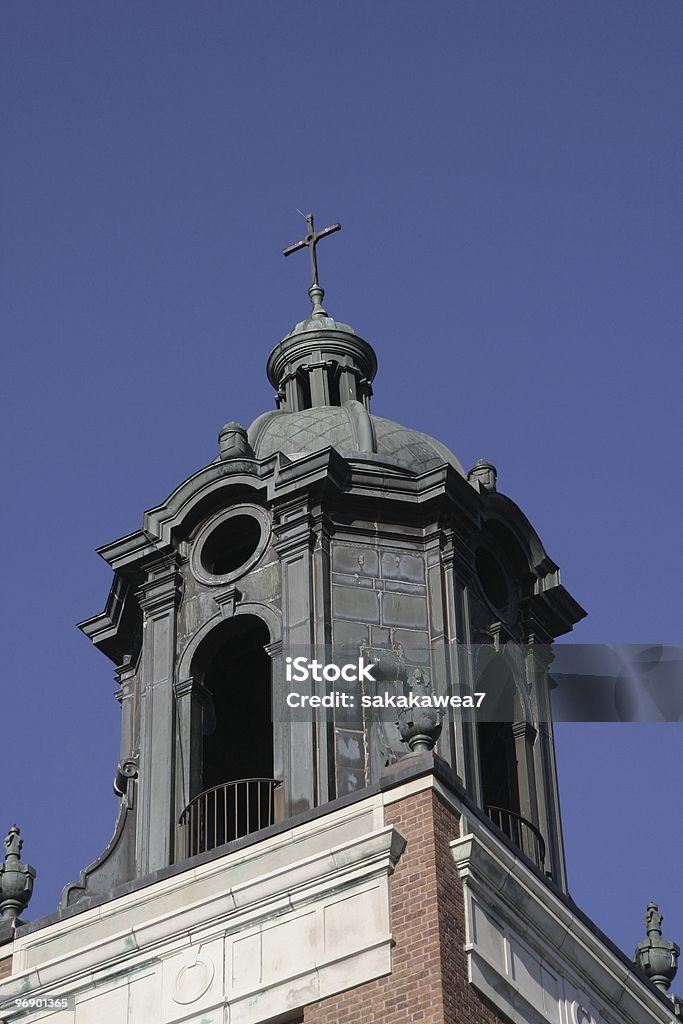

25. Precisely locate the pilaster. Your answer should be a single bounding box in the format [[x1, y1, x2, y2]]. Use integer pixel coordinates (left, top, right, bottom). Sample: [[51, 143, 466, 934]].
[[526, 639, 568, 889], [135, 553, 183, 875], [425, 524, 457, 770], [310, 507, 334, 804], [511, 719, 538, 826], [273, 497, 316, 816], [113, 654, 138, 765], [173, 676, 212, 838]]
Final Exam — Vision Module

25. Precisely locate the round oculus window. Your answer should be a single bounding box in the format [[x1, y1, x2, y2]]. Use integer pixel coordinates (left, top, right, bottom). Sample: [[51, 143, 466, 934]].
[[192, 504, 270, 584]]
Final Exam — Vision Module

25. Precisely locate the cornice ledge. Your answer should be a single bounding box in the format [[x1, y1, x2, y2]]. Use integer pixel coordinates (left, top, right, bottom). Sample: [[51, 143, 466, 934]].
[[78, 575, 141, 665], [3, 824, 405, 1007], [270, 447, 351, 496], [77, 573, 127, 644], [521, 586, 587, 639], [266, 451, 481, 515], [96, 530, 157, 571], [451, 824, 677, 1023]]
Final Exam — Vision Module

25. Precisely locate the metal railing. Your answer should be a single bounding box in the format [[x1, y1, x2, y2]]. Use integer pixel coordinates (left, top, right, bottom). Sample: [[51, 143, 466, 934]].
[[485, 805, 547, 871], [178, 778, 283, 860]]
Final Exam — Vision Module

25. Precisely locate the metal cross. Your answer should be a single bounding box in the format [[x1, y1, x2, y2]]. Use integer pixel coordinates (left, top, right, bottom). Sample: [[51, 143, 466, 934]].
[[282, 213, 341, 290]]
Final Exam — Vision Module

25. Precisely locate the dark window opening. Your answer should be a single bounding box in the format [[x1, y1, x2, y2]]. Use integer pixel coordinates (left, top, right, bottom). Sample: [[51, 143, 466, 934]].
[[201, 616, 273, 790], [201, 514, 262, 576], [475, 649, 546, 868], [475, 548, 509, 609], [483, 520, 535, 600], [298, 372, 312, 410], [478, 722, 520, 813], [476, 650, 520, 815], [328, 365, 341, 406], [180, 616, 275, 856]]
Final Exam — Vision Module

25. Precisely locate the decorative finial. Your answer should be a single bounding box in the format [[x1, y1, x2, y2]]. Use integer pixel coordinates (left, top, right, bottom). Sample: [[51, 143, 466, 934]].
[[397, 669, 443, 753], [468, 459, 497, 492], [217, 421, 254, 461], [634, 902, 680, 991], [0, 825, 36, 922], [283, 212, 341, 318]]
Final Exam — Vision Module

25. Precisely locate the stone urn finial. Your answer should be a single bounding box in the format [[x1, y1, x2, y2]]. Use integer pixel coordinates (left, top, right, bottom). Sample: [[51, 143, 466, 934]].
[[217, 422, 254, 461], [397, 669, 442, 753], [634, 902, 680, 991], [0, 826, 36, 922], [467, 459, 497, 492]]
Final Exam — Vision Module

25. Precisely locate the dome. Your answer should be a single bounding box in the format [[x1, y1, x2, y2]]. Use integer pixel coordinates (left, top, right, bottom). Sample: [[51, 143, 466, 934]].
[[248, 401, 466, 476]]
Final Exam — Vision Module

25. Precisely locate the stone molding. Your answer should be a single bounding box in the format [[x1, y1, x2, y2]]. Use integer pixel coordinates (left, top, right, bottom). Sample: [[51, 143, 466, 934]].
[[451, 817, 677, 1024], [173, 677, 211, 703], [2, 802, 403, 1024], [135, 556, 182, 617], [213, 585, 242, 617]]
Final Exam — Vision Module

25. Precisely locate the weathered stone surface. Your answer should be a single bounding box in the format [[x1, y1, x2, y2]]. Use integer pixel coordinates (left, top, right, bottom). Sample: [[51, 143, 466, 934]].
[[68, 291, 585, 909]]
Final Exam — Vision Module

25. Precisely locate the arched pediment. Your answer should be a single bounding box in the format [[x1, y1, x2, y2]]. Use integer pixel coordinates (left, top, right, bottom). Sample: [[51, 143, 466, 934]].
[[143, 458, 274, 546], [481, 492, 559, 583]]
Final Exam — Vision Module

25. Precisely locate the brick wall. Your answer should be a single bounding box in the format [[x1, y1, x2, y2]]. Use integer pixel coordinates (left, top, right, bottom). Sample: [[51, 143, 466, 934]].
[[303, 786, 510, 1024], [0, 954, 12, 980]]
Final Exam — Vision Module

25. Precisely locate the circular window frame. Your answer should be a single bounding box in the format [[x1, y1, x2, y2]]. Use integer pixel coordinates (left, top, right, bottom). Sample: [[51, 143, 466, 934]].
[[191, 504, 271, 586]]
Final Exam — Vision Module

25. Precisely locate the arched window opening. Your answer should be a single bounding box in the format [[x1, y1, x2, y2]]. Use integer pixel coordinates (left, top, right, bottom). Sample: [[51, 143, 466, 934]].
[[483, 519, 535, 601], [476, 650, 546, 870], [478, 722, 519, 813], [179, 615, 278, 858], [475, 548, 510, 611], [201, 616, 272, 789], [476, 652, 519, 815]]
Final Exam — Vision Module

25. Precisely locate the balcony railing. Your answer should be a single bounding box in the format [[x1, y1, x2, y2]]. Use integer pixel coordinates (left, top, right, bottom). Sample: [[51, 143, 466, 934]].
[[178, 778, 283, 860], [485, 805, 547, 871]]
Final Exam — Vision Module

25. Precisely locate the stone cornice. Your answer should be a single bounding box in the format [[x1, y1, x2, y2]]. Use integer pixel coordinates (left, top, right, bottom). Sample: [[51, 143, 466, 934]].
[[451, 816, 677, 1024], [521, 585, 587, 640], [78, 575, 142, 666], [511, 720, 538, 743], [1, 822, 405, 1020], [135, 555, 182, 616], [173, 677, 211, 703]]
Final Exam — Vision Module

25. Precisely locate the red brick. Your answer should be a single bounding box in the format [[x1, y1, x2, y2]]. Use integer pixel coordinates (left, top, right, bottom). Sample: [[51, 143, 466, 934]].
[[303, 787, 510, 1024]]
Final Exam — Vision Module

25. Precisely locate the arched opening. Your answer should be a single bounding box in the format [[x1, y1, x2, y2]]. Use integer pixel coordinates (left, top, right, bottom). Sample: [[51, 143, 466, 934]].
[[180, 615, 279, 857], [200, 615, 272, 789], [476, 649, 546, 869], [483, 519, 535, 601], [475, 548, 510, 611], [476, 651, 520, 815]]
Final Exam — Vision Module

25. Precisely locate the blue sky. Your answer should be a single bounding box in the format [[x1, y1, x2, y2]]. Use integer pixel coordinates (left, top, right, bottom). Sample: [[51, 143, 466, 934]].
[[1, 2, 681, 956]]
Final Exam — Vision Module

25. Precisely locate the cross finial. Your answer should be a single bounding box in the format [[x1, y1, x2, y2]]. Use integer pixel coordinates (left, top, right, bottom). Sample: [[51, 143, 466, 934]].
[[282, 212, 341, 317]]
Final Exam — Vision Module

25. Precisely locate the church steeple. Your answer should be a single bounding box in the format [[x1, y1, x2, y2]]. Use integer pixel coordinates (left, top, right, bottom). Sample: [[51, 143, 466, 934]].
[[64, 225, 585, 910]]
